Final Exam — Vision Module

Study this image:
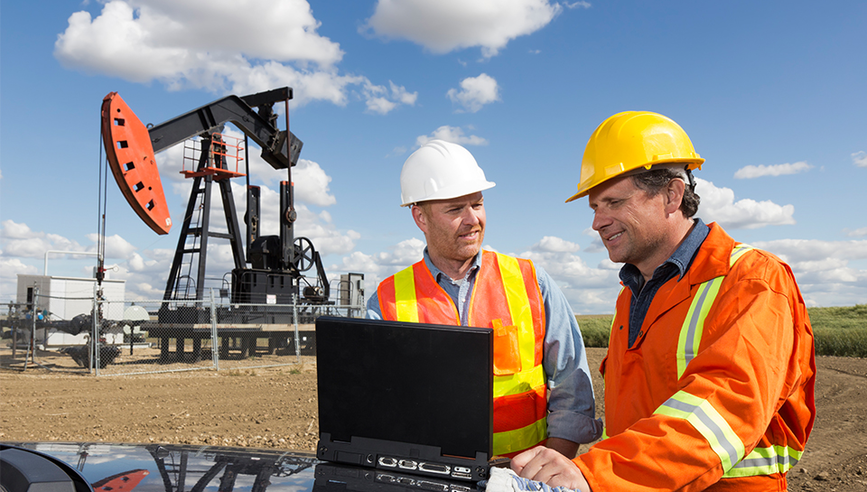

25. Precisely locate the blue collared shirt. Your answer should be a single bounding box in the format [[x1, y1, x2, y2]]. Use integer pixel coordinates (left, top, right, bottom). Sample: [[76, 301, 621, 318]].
[[619, 218, 710, 347], [367, 249, 603, 445]]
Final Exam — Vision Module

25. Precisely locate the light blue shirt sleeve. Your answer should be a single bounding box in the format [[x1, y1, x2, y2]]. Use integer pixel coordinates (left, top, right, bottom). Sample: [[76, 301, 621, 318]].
[[366, 253, 603, 444], [535, 264, 604, 444], [366, 289, 383, 319]]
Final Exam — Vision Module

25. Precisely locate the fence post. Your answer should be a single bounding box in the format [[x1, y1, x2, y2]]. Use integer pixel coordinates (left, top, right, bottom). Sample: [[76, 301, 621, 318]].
[[25, 287, 38, 370], [293, 294, 300, 362], [93, 289, 100, 376], [210, 289, 219, 371]]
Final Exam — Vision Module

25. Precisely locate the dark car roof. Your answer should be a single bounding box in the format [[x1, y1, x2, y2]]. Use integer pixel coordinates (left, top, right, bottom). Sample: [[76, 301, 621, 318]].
[[3, 442, 318, 492], [1, 442, 481, 492]]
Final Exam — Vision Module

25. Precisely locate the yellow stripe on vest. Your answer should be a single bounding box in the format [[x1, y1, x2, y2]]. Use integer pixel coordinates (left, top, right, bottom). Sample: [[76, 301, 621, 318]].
[[394, 267, 418, 323], [492, 418, 548, 456], [493, 364, 545, 398], [495, 253, 536, 373]]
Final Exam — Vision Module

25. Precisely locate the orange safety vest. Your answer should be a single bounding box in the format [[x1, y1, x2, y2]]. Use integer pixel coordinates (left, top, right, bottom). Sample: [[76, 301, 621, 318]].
[[574, 223, 816, 491], [377, 250, 548, 457]]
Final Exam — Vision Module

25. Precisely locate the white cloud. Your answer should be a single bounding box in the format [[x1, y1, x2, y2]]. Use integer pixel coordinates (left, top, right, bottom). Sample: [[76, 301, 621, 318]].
[[363, 0, 562, 58], [733, 161, 812, 179], [518, 238, 611, 289], [532, 236, 580, 253], [362, 80, 418, 115], [333, 238, 426, 290], [0, 257, 38, 281], [696, 178, 796, 229], [844, 227, 867, 238], [416, 126, 489, 148], [293, 159, 337, 207], [366, 97, 397, 115], [447, 73, 500, 113], [508, 236, 619, 313], [563, 1, 591, 8], [752, 238, 867, 307], [852, 151, 867, 168], [54, 0, 414, 113], [1, 220, 39, 240], [753, 238, 867, 265], [0, 221, 88, 258], [84, 233, 138, 259]]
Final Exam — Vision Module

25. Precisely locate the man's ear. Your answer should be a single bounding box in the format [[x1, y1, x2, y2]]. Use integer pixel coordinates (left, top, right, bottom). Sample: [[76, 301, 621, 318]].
[[664, 178, 685, 215], [411, 204, 428, 233]]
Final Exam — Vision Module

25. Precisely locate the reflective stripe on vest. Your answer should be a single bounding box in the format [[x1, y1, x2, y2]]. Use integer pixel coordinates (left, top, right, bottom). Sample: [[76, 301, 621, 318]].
[[394, 266, 419, 322], [381, 251, 547, 456], [491, 254, 537, 377]]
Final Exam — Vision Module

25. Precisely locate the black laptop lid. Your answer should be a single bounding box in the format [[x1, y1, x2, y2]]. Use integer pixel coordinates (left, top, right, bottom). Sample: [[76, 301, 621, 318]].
[[315, 316, 493, 463]]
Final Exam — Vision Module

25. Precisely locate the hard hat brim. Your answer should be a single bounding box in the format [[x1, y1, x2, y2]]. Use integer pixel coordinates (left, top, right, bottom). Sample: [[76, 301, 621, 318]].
[[564, 159, 704, 203]]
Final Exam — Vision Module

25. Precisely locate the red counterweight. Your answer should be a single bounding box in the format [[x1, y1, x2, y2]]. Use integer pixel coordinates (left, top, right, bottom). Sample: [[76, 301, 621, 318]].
[[101, 92, 172, 235]]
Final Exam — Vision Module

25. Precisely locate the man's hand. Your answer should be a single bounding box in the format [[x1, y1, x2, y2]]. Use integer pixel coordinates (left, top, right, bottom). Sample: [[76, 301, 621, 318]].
[[510, 446, 591, 492]]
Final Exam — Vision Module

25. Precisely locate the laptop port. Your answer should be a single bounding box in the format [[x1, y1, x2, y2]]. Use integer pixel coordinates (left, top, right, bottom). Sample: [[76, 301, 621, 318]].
[[451, 485, 472, 492], [378, 457, 398, 468], [451, 471, 472, 479], [377, 474, 398, 483], [453, 466, 471, 474], [418, 462, 451, 475], [418, 480, 449, 492], [398, 477, 416, 485]]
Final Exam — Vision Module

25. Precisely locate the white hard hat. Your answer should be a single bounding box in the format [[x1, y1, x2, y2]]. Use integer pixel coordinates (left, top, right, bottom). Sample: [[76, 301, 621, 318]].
[[399, 140, 496, 207]]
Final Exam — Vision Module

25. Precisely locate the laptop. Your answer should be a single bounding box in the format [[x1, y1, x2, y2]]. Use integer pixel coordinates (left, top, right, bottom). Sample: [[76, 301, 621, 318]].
[[315, 316, 498, 482]]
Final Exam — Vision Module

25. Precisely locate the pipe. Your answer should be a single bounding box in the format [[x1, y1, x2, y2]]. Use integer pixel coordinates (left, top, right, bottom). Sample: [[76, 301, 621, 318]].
[[43, 250, 100, 276]]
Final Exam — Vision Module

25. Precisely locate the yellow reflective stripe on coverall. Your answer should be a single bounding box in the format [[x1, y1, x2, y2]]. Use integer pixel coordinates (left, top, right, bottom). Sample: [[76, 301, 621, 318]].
[[724, 444, 803, 477], [677, 244, 753, 379], [654, 391, 746, 473]]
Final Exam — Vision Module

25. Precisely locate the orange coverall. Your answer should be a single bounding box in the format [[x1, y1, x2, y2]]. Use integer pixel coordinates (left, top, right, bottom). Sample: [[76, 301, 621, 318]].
[[574, 223, 816, 491]]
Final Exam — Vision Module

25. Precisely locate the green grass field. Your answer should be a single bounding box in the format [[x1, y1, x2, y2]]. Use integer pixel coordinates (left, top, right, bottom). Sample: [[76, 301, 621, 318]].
[[576, 305, 867, 358]]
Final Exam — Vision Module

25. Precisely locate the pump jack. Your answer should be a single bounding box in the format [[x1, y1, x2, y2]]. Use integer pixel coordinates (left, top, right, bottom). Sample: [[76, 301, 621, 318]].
[[101, 87, 330, 324]]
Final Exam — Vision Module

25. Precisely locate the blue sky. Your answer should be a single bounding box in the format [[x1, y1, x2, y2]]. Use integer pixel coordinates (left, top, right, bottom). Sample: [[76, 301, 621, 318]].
[[1, 0, 865, 314]]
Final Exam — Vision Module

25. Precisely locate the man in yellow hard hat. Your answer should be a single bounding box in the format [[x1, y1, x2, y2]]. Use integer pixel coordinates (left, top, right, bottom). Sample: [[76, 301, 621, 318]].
[[367, 139, 603, 458], [509, 112, 816, 491]]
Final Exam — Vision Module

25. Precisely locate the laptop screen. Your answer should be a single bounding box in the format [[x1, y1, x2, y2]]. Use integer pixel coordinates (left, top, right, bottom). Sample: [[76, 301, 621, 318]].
[[315, 316, 493, 467]]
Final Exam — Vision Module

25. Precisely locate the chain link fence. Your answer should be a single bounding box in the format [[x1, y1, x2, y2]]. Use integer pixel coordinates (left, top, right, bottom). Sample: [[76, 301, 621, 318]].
[[1, 289, 363, 376]]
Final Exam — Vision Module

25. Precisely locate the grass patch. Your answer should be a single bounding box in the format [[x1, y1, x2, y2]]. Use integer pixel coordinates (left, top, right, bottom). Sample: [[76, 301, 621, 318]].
[[808, 305, 867, 358], [576, 315, 613, 348], [576, 305, 867, 357]]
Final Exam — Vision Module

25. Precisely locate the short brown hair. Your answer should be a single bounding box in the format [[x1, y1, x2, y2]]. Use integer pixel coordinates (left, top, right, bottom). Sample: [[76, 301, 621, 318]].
[[632, 169, 700, 217]]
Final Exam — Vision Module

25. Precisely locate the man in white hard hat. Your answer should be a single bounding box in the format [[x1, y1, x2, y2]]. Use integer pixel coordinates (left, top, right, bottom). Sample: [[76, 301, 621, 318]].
[[367, 139, 602, 458]]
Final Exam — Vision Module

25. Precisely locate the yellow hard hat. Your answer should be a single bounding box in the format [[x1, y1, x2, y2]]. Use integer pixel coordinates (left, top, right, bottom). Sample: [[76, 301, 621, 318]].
[[565, 111, 705, 202]]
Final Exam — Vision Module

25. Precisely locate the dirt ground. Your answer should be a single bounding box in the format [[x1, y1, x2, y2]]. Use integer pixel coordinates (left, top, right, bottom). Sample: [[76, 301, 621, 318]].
[[1, 347, 865, 491]]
